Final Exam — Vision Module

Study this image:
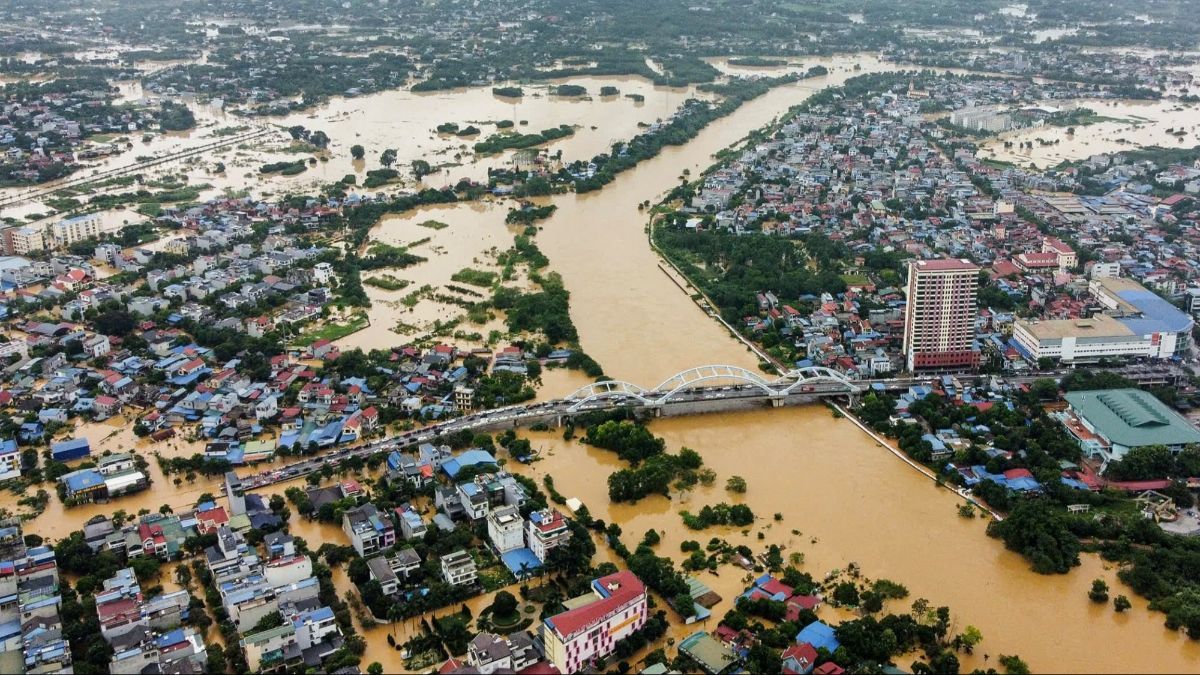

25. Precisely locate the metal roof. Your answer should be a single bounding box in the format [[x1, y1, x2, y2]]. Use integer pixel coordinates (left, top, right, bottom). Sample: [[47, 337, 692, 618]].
[[1065, 389, 1200, 448]]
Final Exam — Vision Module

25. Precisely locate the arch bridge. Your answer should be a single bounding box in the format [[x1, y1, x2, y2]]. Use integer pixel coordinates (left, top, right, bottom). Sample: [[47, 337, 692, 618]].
[[564, 364, 861, 412]]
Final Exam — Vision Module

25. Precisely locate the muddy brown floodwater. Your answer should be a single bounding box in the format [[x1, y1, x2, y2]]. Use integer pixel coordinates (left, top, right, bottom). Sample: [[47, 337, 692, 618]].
[[514, 408, 1200, 673], [980, 97, 1200, 168], [507, 56, 1200, 672], [4, 53, 1196, 672]]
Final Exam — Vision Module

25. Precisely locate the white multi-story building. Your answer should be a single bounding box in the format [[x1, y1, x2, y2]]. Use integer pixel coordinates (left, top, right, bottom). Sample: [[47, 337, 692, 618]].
[[486, 505, 524, 554], [0, 440, 20, 482], [50, 214, 101, 248], [1013, 314, 1160, 364], [312, 262, 334, 284], [439, 550, 477, 587], [526, 509, 571, 563], [1089, 261, 1121, 279]]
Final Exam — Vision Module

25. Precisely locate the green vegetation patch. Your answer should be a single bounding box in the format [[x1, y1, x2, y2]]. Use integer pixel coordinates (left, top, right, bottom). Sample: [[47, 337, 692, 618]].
[[450, 268, 498, 287], [293, 313, 369, 346]]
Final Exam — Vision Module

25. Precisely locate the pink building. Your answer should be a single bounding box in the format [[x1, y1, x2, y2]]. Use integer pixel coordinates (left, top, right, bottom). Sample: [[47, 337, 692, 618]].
[[903, 259, 980, 372], [541, 570, 647, 672]]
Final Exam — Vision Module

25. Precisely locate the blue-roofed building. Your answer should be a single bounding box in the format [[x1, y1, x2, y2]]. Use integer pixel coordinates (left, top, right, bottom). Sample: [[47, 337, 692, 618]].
[[50, 438, 90, 461], [952, 464, 1042, 493], [795, 620, 840, 653], [292, 605, 340, 650], [386, 451, 404, 472], [18, 422, 43, 443], [0, 439, 19, 482], [921, 434, 950, 460], [60, 469, 106, 499], [37, 408, 67, 425], [441, 449, 498, 478], [500, 547, 543, 579]]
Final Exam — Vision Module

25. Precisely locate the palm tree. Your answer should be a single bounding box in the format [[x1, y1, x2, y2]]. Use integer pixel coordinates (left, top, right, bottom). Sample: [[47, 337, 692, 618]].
[[388, 604, 402, 636]]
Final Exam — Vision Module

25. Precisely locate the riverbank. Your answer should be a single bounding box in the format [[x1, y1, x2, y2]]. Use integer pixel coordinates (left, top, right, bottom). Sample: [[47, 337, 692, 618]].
[[829, 402, 1005, 521]]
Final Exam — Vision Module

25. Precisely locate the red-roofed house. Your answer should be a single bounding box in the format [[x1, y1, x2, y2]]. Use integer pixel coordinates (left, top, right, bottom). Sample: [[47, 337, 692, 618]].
[[94, 395, 120, 418], [361, 406, 379, 431], [1014, 251, 1059, 272], [783, 643, 818, 675], [195, 506, 230, 535]]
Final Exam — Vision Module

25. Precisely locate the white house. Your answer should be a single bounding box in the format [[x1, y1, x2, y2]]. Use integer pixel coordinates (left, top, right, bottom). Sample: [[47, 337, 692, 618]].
[[486, 505, 524, 554]]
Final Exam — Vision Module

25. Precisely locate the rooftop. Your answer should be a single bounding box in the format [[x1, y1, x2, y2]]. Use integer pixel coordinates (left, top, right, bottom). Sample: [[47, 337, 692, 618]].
[[912, 258, 979, 273], [1017, 313, 1133, 340], [1065, 389, 1200, 449], [679, 630, 738, 674], [544, 570, 644, 640]]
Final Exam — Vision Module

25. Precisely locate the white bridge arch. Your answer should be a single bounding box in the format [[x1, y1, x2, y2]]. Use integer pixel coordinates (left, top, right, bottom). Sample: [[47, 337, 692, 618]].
[[563, 380, 652, 412], [563, 364, 860, 412], [771, 366, 861, 394], [654, 364, 775, 403]]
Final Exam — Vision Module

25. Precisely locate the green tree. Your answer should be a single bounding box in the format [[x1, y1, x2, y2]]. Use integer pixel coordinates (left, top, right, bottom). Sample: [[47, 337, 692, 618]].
[[367, 663, 383, 675], [725, 475, 747, 493], [1089, 579, 1110, 603], [673, 591, 695, 617], [350, 144, 365, 160], [987, 501, 1080, 574], [380, 148, 397, 168], [1114, 595, 1132, 612], [999, 654, 1031, 675], [832, 581, 860, 606], [956, 624, 983, 653], [490, 590, 518, 620]]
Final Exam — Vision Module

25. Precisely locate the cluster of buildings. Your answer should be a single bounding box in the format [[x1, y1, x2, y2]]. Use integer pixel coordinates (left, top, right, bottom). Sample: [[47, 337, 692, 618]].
[[341, 443, 573, 593], [675, 73, 1200, 377], [58, 450, 150, 504], [0, 84, 156, 186], [890, 46, 1196, 95], [2, 214, 103, 256], [215, 524, 343, 672], [0, 521, 69, 674], [96, 567, 206, 674], [0, 194, 552, 514]]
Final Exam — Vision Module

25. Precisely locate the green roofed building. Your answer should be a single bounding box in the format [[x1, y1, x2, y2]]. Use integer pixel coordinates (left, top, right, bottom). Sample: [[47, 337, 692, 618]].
[[678, 631, 739, 675], [1061, 389, 1200, 463]]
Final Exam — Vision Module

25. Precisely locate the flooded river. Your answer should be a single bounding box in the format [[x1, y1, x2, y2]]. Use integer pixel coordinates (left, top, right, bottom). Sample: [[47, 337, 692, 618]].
[[515, 408, 1200, 673], [4, 52, 1197, 672]]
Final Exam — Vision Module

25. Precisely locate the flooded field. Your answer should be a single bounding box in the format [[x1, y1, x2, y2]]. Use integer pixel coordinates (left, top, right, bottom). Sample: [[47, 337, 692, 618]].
[[980, 97, 1200, 168]]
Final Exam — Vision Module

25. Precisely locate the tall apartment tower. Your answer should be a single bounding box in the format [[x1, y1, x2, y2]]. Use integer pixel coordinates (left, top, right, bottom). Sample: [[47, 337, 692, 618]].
[[903, 259, 981, 372]]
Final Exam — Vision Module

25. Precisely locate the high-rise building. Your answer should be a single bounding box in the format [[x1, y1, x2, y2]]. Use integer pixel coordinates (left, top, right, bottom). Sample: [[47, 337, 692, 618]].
[[903, 258, 980, 372]]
